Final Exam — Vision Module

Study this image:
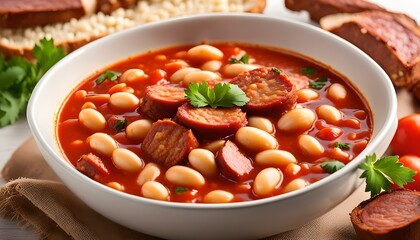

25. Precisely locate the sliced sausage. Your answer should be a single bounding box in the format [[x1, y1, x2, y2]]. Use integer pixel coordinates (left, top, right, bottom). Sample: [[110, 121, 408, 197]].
[[230, 67, 297, 115], [141, 119, 199, 167], [176, 103, 247, 139], [140, 84, 188, 120], [351, 189, 420, 240], [216, 140, 253, 181], [76, 153, 109, 181]]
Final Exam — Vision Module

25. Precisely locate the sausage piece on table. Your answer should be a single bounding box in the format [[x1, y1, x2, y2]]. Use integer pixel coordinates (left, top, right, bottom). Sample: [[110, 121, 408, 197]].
[[217, 140, 253, 181], [140, 84, 188, 120], [351, 189, 420, 240], [76, 152, 110, 180], [176, 103, 248, 139], [141, 119, 199, 167], [230, 67, 297, 115]]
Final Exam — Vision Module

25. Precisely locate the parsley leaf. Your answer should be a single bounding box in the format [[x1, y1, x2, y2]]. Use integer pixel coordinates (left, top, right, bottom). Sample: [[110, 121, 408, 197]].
[[320, 160, 345, 174], [113, 119, 126, 131], [300, 67, 316, 76], [0, 38, 65, 127], [229, 54, 249, 64], [359, 154, 416, 197], [334, 142, 350, 150], [272, 67, 282, 74], [185, 81, 249, 108], [95, 70, 121, 85], [175, 187, 189, 195], [309, 76, 328, 90]]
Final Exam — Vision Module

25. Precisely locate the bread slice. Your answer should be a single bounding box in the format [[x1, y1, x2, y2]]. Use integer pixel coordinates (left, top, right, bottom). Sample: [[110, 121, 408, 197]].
[[0, 0, 266, 59], [284, 0, 385, 23], [320, 11, 420, 88]]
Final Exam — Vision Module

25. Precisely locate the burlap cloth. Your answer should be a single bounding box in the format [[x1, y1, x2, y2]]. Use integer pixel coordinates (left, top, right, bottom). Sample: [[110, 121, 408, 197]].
[[0, 89, 418, 240]]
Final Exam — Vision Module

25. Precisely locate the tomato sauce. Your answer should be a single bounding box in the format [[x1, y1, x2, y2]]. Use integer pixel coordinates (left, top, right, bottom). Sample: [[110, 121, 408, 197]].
[[57, 43, 372, 203]]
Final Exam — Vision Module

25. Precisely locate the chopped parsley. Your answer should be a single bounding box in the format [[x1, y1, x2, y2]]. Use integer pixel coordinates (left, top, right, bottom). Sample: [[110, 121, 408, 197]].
[[175, 187, 189, 195], [95, 70, 121, 85], [334, 142, 350, 150], [300, 67, 316, 76], [228, 54, 249, 64], [309, 76, 328, 90], [320, 160, 345, 174], [272, 67, 282, 74], [113, 119, 126, 131], [185, 81, 249, 108]]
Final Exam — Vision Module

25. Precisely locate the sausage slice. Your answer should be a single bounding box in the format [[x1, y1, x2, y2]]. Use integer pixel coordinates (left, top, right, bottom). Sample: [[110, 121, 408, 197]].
[[230, 67, 297, 115], [176, 103, 247, 139], [140, 84, 188, 120], [76, 153, 110, 181], [351, 189, 420, 240], [217, 140, 253, 181], [141, 119, 199, 167]]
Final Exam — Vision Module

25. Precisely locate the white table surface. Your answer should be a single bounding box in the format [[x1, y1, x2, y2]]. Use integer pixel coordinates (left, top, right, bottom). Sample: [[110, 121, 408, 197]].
[[0, 0, 419, 238]]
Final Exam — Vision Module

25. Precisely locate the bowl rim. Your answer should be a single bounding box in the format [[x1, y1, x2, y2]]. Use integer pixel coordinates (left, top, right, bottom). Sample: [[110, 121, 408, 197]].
[[27, 13, 397, 209]]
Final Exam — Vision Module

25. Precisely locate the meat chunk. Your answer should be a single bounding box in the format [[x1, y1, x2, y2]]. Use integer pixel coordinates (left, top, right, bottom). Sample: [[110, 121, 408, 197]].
[[351, 189, 420, 240], [176, 103, 247, 139], [230, 67, 297, 115], [140, 84, 188, 120], [320, 11, 420, 88], [76, 153, 109, 180], [284, 0, 385, 23], [0, 0, 96, 28], [141, 119, 199, 167], [216, 140, 253, 181]]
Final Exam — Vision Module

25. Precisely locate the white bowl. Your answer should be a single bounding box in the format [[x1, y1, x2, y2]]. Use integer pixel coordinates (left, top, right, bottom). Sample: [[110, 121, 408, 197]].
[[27, 14, 397, 240]]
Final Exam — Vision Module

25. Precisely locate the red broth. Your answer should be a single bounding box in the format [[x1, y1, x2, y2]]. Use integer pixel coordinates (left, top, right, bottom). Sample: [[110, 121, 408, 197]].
[[57, 43, 372, 203]]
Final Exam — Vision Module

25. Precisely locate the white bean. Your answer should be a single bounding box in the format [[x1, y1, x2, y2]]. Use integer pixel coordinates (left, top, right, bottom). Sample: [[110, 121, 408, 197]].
[[78, 108, 106, 131], [296, 89, 319, 102], [109, 92, 139, 110], [112, 148, 143, 172], [187, 44, 223, 62], [235, 126, 277, 152], [327, 83, 347, 101], [203, 140, 226, 153], [170, 67, 200, 83], [248, 116, 274, 133], [224, 63, 260, 77], [81, 101, 96, 110], [283, 178, 308, 193], [253, 168, 282, 196], [137, 163, 161, 186], [317, 105, 342, 124], [119, 69, 145, 83], [107, 182, 124, 191], [166, 166, 205, 187], [126, 119, 153, 141], [201, 60, 222, 72], [183, 70, 221, 85], [188, 148, 217, 177], [277, 108, 316, 132], [298, 134, 324, 156], [87, 133, 117, 156], [255, 150, 297, 167], [141, 181, 169, 201], [203, 190, 234, 203]]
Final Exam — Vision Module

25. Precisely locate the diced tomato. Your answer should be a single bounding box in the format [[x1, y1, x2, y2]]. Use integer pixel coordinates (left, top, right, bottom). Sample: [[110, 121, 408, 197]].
[[316, 127, 343, 140], [149, 69, 167, 84]]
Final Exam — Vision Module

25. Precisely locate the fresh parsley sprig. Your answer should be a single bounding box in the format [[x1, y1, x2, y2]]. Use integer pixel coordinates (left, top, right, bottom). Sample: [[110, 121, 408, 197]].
[[309, 76, 328, 90], [359, 154, 416, 197], [184, 81, 249, 108], [0, 38, 66, 127], [228, 54, 249, 64], [320, 160, 345, 174], [95, 70, 121, 85]]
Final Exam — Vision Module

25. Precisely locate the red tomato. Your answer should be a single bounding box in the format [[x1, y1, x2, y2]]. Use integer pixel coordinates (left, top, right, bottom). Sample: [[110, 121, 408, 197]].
[[393, 155, 420, 191], [390, 114, 420, 156]]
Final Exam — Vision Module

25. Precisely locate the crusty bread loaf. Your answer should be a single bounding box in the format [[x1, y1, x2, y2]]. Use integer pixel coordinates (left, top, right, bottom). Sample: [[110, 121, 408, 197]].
[[0, 0, 266, 59], [284, 0, 384, 23], [320, 11, 420, 88]]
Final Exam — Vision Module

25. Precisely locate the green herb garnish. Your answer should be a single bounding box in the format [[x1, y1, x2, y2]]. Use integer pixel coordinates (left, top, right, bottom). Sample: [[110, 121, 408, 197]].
[[334, 142, 350, 150], [272, 67, 282, 74], [0, 38, 65, 127], [300, 67, 316, 76], [113, 119, 126, 131], [175, 187, 189, 195], [185, 81, 249, 108], [309, 76, 328, 90], [95, 70, 121, 85], [228, 54, 249, 64], [320, 160, 345, 174], [359, 154, 416, 197]]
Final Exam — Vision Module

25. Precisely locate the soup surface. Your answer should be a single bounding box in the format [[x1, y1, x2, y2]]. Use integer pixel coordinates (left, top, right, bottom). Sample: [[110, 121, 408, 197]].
[[57, 42, 372, 203]]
